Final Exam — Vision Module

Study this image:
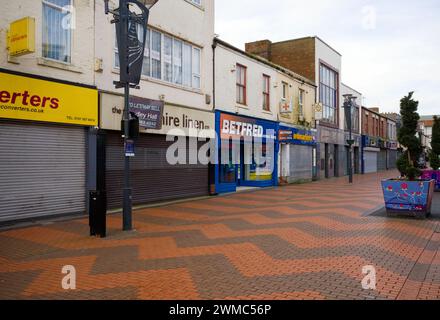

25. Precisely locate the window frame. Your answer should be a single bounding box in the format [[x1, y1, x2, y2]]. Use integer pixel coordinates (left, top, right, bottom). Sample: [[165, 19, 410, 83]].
[[352, 105, 359, 133], [318, 62, 339, 126], [150, 29, 162, 80], [236, 64, 247, 105], [192, 47, 201, 89], [42, 0, 73, 64], [364, 113, 369, 135], [281, 82, 288, 101], [298, 88, 305, 117], [262, 74, 271, 111], [114, 27, 202, 90]]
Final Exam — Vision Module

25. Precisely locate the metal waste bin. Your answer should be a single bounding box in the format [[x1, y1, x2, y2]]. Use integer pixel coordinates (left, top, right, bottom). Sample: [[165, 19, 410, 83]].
[[89, 190, 107, 238]]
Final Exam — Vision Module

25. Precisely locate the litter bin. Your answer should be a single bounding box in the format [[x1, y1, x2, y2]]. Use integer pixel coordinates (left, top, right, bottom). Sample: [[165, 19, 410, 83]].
[[89, 190, 107, 238]]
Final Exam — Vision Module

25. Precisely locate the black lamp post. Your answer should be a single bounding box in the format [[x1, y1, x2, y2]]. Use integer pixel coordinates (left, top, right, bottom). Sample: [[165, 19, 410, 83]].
[[104, 0, 159, 231], [343, 94, 357, 184]]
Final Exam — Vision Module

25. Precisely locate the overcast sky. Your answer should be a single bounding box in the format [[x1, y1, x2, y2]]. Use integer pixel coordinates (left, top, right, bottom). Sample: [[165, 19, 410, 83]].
[[215, 0, 439, 115]]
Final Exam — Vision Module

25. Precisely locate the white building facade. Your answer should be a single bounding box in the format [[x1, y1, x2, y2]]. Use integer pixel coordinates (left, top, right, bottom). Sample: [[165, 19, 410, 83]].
[[0, 0, 216, 223], [314, 38, 346, 179], [95, 0, 216, 209], [276, 67, 317, 184], [341, 83, 362, 175], [212, 38, 317, 194], [212, 39, 279, 194], [0, 0, 98, 223]]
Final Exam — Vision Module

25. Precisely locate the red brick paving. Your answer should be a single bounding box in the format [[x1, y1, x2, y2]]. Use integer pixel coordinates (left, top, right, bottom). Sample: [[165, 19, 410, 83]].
[[0, 171, 439, 300]]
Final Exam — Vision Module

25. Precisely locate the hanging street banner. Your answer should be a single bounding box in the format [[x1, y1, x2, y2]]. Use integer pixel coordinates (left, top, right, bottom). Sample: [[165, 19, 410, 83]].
[[0, 71, 98, 126]]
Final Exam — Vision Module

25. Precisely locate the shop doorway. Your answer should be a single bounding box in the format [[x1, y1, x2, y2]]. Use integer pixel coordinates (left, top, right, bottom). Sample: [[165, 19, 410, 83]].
[[354, 147, 360, 174], [325, 143, 329, 179]]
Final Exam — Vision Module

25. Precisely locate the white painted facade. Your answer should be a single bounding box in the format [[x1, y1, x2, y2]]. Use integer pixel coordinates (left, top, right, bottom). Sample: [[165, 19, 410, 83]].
[[276, 69, 316, 128], [94, 0, 214, 113], [0, 0, 215, 110], [315, 37, 343, 130], [341, 83, 362, 133], [275, 66, 316, 184], [214, 41, 278, 122], [0, 0, 95, 85]]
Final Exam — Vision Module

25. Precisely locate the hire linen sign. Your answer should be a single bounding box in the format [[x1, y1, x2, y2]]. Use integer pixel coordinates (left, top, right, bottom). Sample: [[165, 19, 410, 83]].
[[100, 93, 215, 138]]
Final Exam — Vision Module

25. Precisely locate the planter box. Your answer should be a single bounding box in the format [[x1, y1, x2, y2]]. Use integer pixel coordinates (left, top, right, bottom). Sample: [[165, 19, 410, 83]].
[[381, 179, 436, 218], [421, 170, 440, 191]]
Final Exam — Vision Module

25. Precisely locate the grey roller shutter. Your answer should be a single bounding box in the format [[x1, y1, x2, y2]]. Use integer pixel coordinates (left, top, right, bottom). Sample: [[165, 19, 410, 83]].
[[387, 150, 397, 169], [364, 151, 377, 173], [289, 145, 313, 182], [106, 131, 209, 210], [0, 120, 86, 223], [378, 150, 387, 171]]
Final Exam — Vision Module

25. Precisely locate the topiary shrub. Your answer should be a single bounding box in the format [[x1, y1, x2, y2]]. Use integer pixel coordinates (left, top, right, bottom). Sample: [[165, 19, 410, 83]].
[[397, 92, 422, 180], [429, 116, 440, 170]]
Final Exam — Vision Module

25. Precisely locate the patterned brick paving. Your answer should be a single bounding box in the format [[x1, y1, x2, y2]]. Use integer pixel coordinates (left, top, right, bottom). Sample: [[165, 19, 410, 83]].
[[0, 171, 439, 300]]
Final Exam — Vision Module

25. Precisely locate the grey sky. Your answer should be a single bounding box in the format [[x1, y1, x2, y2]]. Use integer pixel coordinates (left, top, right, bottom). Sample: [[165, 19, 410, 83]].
[[215, 0, 440, 115]]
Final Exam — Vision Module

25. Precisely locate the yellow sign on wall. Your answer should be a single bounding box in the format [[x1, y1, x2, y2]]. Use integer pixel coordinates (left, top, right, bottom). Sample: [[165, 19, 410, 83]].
[[0, 72, 98, 126], [8, 17, 35, 56]]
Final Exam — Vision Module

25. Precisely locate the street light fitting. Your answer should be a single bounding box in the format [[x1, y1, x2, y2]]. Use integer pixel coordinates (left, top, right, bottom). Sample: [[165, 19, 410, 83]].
[[343, 94, 354, 103], [139, 0, 159, 9], [102, 0, 160, 232], [104, 0, 159, 15]]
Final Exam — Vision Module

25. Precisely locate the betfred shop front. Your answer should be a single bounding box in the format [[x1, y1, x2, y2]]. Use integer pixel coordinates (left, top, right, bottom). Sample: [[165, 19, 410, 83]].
[[214, 111, 278, 194], [100, 93, 215, 209], [0, 69, 98, 223]]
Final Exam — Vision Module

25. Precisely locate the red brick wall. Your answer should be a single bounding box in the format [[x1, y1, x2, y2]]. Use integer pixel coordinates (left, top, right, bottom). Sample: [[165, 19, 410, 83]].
[[362, 108, 373, 136], [363, 108, 389, 138], [244, 40, 272, 61], [246, 38, 316, 82]]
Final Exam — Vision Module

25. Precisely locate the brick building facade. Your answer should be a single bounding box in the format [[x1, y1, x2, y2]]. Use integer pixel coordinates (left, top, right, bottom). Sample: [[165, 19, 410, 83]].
[[246, 37, 346, 179], [361, 107, 398, 173]]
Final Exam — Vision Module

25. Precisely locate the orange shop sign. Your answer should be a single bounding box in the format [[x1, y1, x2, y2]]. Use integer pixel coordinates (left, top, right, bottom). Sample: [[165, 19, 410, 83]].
[[0, 72, 98, 126]]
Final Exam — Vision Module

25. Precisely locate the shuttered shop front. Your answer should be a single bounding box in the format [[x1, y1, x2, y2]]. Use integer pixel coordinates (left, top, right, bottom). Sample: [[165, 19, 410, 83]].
[[105, 132, 209, 209], [0, 120, 87, 223], [288, 145, 313, 182], [387, 150, 398, 169], [364, 151, 378, 173], [0, 70, 98, 223], [99, 93, 215, 209], [378, 149, 387, 171]]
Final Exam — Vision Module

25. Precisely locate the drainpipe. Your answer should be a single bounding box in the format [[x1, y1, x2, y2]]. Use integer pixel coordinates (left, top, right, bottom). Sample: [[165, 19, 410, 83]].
[[209, 39, 217, 195], [212, 39, 217, 111]]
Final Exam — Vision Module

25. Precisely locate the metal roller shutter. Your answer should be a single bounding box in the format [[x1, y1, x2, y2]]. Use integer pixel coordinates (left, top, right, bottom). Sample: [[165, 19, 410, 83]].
[[289, 145, 312, 182], [344, 146, 349, 176], [388, 150, 398, 169], [0, 120, 86, 223], [106, 132, 209, 209], [378, 150, 387, 171], [364, 151, 378, 173]]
